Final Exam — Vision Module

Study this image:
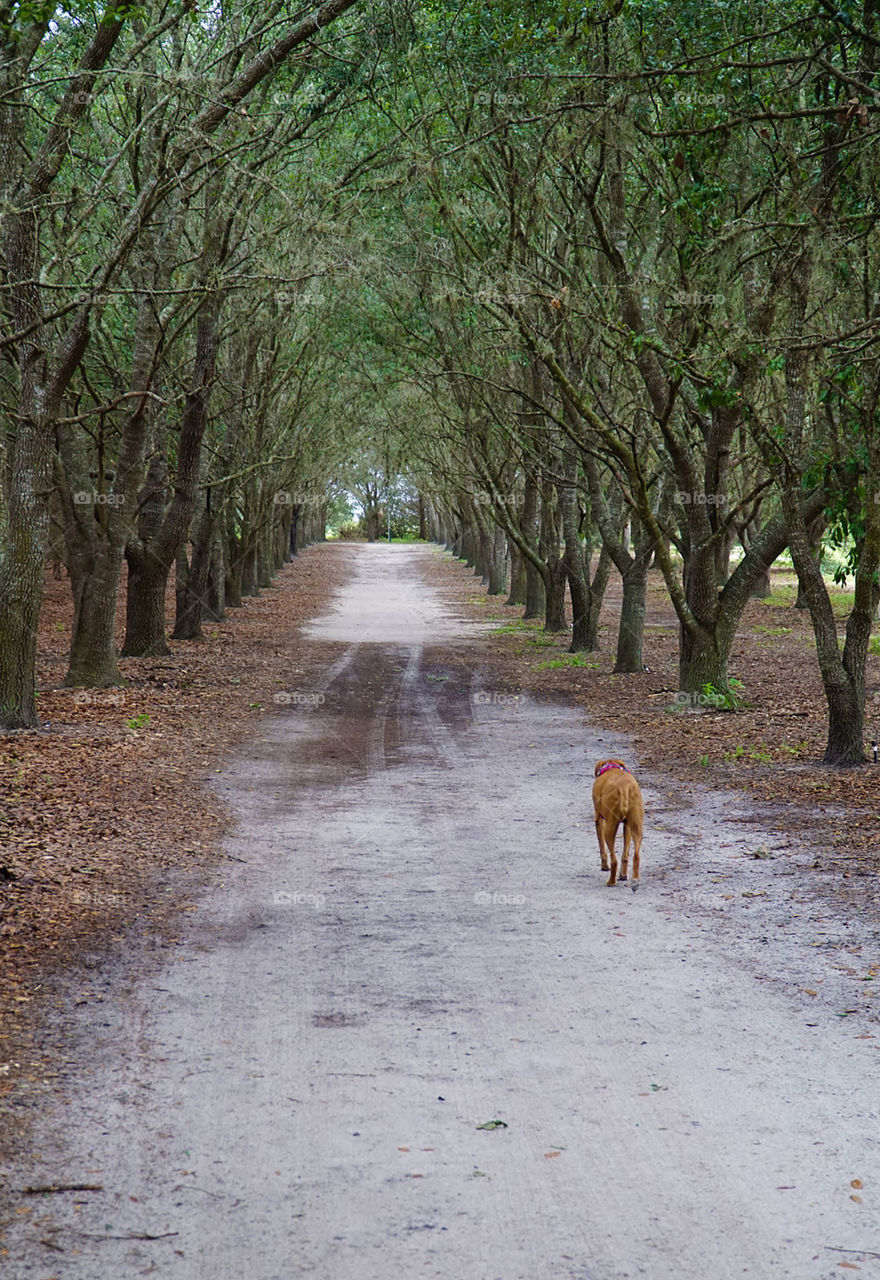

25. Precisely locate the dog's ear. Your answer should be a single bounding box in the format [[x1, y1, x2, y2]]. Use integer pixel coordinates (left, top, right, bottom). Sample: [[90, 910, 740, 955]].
[[594, 760, 606, 777]]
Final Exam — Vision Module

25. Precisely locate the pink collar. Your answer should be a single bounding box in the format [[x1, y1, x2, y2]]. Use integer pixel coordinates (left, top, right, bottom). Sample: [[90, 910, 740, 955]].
[[596, 762, 627, 777]]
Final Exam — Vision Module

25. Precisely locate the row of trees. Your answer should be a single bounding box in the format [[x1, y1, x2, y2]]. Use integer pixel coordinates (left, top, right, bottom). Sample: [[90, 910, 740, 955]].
[[330, 0, 880, 765], [2, 0, 878, 764], [1, 0, 367, 721]]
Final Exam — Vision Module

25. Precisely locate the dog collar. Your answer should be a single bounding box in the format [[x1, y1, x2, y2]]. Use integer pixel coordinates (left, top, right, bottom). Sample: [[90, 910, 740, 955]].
[[596, 762, 627, 777]]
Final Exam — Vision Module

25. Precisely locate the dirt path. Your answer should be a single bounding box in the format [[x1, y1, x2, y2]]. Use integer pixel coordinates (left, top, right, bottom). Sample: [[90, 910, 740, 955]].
[[2, 544, 878, 1279]]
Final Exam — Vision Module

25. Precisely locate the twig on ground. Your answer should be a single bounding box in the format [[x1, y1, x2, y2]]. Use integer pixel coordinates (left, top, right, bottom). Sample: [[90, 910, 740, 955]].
[[21, 1183, 103, 1194]]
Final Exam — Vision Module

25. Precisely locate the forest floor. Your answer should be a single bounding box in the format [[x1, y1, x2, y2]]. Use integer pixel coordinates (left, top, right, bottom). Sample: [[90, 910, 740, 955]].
[[0, 542, 878, 1278]]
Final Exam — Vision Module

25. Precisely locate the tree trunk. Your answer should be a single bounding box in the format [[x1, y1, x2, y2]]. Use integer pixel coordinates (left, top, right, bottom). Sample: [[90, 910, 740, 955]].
[[751, 565, 772, 598], [524, 560, 545, 618], [205, 529, 227, 622], [475, 518, 493, 584], [567, 558, 593, 651], [121, 547, 171, 657], [678, 624, 731, 697], [487, 524, 508, 594], [225, 522, 244, 608], [506, 542, 526, 605], [240, 534, 259, 596], [560, 454, 607, 651], [257, 525, 273, 588], [576, 545, 613, 652], [615, 556, 649, 673], [543, 557, 567, 632], [63, 546, 124, 686], [714, 523, 736, 586], [782, 483, 876, 765], [794, 518, 825, 608], [460, 525, 477, 568], [174, 505, 215, 640]]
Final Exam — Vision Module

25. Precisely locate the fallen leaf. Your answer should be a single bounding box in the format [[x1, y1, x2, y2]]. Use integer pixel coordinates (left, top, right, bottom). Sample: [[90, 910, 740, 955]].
[[851, 1178, 863, 1188]]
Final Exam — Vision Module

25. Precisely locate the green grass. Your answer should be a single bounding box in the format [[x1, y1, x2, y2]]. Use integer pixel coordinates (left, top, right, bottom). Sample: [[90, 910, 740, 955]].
[[537, 653, 601, 669], [764, 585, 799, 607], [763, 582, 854, 616], [723, 742, 772, 764], [492, 620, 543, 635]]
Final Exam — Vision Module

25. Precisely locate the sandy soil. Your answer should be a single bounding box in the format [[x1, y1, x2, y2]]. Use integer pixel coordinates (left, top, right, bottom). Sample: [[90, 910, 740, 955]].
[[1, 544, 878, 1279]]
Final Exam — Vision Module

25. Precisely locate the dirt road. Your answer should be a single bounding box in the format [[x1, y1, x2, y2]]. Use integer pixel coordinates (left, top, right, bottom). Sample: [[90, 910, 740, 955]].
[[3, 544, 879, 1279]]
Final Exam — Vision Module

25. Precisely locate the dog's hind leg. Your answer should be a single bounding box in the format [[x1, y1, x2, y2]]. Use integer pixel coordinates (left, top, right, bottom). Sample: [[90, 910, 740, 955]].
[[595, 814, 609, 871], [631, 830, 641, 885], [619, 821, 631, 882], [604, 819, 619, 887]]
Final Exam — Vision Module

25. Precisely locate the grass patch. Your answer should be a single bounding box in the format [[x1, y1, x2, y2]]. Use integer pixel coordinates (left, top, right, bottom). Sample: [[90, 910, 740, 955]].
[[754, 625, 792, 637], [493, 620, 543, 635], [537, 653, 601, 669], [764, 584, 799, 607], [722, 742, 772, 764]]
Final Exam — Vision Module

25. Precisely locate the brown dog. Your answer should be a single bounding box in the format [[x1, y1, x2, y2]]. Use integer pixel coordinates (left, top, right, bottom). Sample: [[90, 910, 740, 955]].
[[592, 760, 644, 888]]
